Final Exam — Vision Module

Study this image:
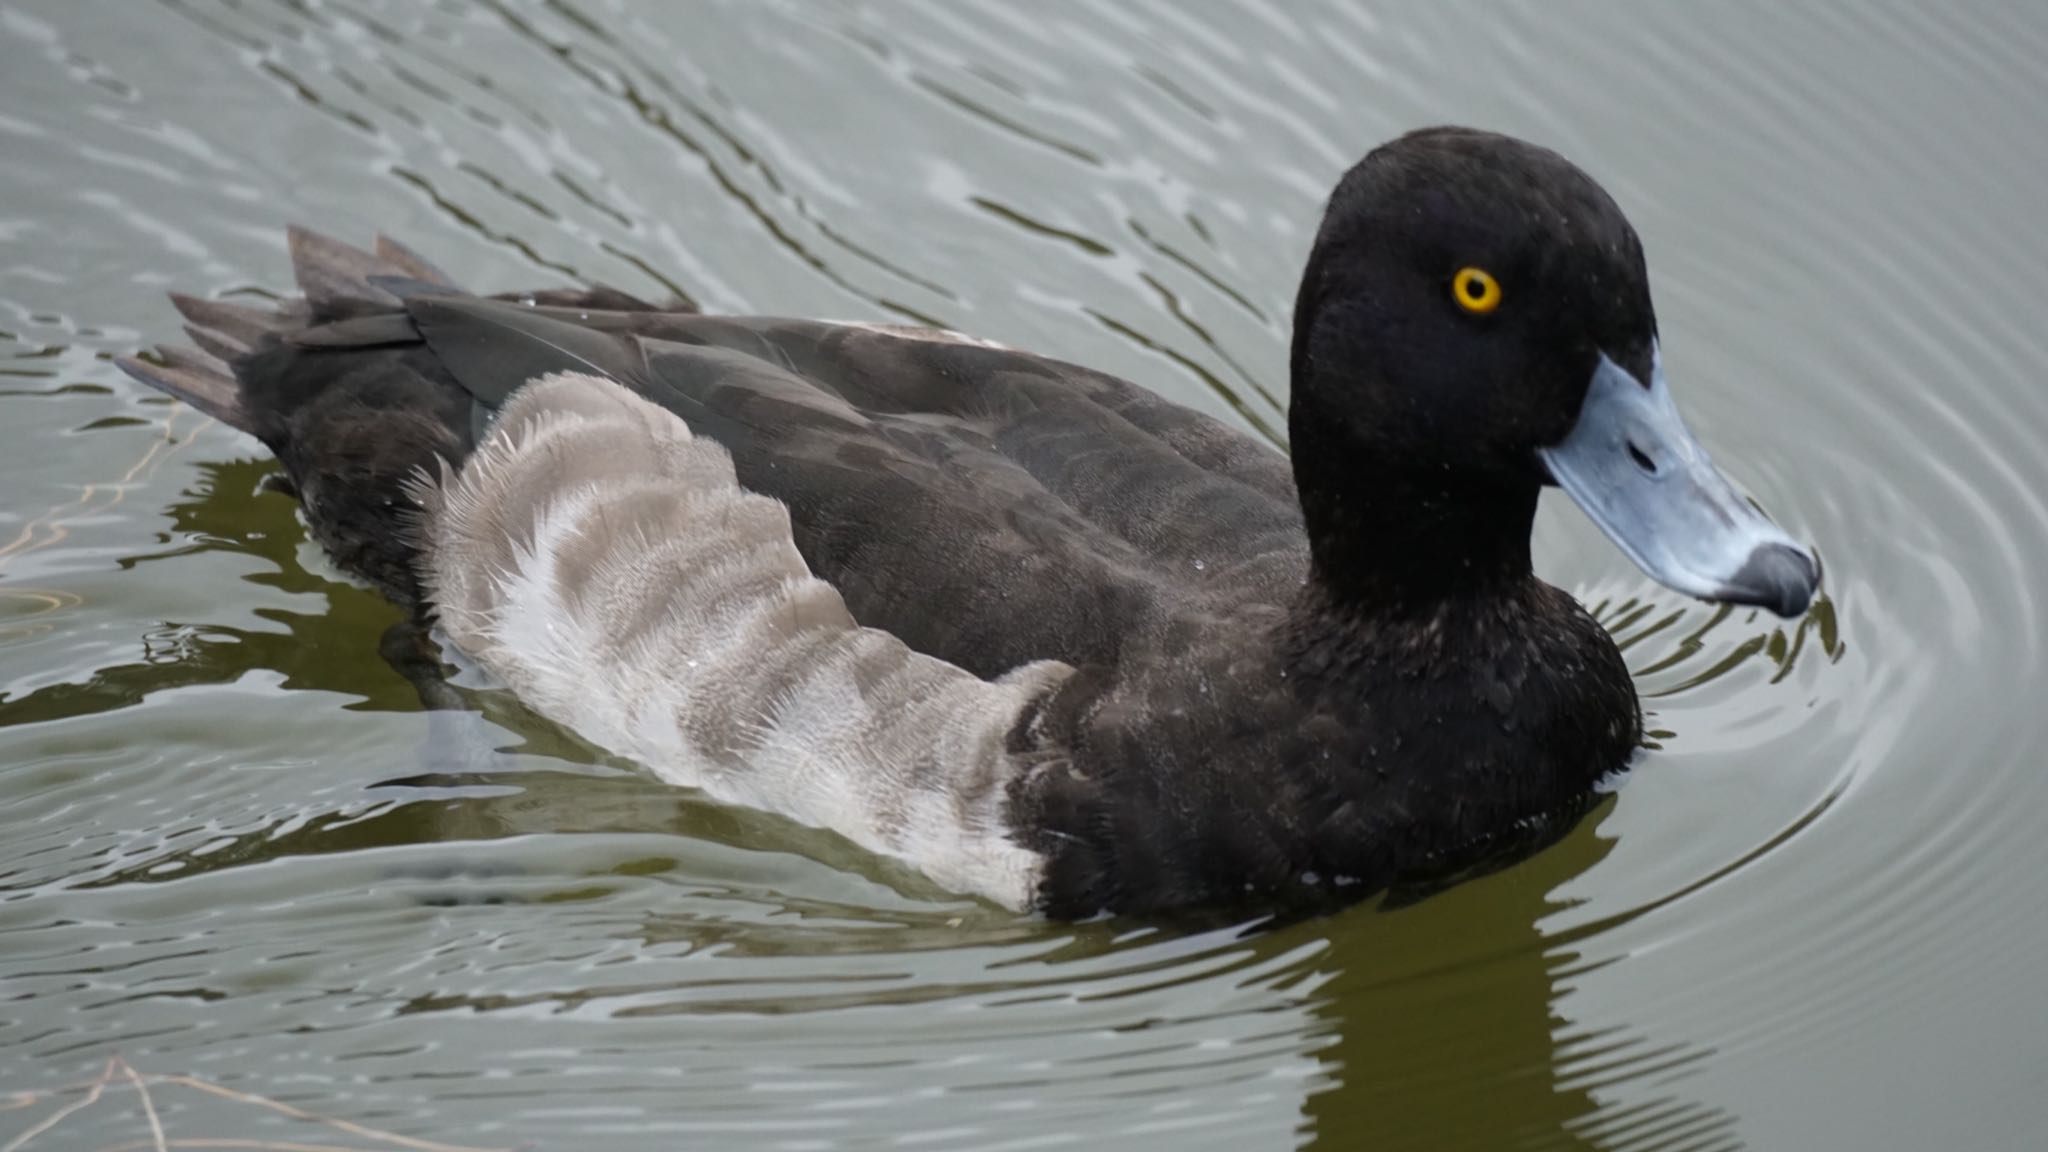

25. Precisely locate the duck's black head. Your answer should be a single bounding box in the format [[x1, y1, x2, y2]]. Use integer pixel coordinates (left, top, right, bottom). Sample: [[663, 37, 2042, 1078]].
[[1290, 127, 1818, 617]]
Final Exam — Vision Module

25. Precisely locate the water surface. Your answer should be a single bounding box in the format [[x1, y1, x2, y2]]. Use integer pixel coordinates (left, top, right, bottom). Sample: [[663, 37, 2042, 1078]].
[[3, 2, 2046, 1148]]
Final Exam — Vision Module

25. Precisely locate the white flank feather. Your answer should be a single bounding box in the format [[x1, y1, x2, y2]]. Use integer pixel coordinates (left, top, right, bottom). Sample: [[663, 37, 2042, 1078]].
[[418, 371, 1072, 909]]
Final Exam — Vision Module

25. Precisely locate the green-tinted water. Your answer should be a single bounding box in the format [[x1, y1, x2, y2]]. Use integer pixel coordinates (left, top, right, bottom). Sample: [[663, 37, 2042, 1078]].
[[3, 2, 2045, 1148]]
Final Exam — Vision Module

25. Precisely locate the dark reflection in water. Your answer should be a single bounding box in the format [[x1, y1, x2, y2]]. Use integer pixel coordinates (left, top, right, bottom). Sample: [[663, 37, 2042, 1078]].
[[1298, 829, 1737, 1152], [0, 460, 413, 726]]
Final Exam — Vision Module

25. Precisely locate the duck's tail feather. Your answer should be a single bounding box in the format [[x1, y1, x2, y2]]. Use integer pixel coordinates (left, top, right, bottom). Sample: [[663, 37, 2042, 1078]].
[[119, 228, 445, 440], [374, 232, 458, 287], [169, 292, 307, 359], [114, 344, 250, 433], [118, 228, 480, 602], [117, 225, 694, 603], [288, 226, 406, 315]]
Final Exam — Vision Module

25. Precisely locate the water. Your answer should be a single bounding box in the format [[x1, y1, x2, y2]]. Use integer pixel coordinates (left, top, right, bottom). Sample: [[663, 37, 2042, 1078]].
[[2, 2, 2045, 1148]]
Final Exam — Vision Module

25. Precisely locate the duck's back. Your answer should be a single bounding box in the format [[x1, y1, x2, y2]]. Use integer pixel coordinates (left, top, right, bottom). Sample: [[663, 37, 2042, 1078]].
[[519, 309, 1310, 675], [206, 231, 1309, 677]]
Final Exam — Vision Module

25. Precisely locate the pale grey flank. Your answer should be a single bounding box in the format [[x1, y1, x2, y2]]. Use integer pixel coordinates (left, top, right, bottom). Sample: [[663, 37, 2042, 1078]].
[[417, 372, 1074, 908]]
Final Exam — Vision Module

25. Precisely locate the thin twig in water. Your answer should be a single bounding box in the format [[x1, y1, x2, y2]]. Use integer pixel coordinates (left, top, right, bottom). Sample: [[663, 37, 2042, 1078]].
[[2, 1063, 506, 1152], [1, 1069, 142, 1114], [0, 402, 204, 567], [90, 1131, 391, 1139], [1, 1055, 121, 1152], [114, 1060, 168, 1152], [141, 1075, 509, 1152]]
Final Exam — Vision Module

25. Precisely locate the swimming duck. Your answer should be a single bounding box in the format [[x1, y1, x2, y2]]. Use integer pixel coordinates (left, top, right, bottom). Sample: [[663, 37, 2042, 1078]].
[[120, 128, 1818, 917]]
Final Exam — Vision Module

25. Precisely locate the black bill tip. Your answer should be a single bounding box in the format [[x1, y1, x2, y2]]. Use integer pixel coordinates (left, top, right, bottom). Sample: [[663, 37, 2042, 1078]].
[[1724, 542, 1820, 618]]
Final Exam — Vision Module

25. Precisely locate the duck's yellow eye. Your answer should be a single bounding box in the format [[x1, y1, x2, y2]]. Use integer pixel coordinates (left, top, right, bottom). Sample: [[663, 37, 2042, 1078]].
[[1452, 267, 1501, 315]]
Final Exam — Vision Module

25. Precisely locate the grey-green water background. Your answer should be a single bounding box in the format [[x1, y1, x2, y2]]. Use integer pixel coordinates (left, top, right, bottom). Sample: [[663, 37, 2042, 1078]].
[[3, 2, 2045, 1148]]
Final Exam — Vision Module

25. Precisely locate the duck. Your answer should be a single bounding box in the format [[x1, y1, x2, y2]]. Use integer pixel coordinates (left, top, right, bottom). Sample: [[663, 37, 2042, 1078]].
[[119, 127, 1819, 918]]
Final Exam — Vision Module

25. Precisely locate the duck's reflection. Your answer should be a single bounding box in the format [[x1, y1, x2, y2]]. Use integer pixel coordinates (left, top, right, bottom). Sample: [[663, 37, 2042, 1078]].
[[0, 458, 417, 729], [1290, 821, 1736, 1151]]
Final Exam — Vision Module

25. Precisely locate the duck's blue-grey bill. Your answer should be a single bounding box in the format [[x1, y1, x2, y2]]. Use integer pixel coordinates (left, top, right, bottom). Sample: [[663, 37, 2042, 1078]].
[[1538, 348, 1819, 618]]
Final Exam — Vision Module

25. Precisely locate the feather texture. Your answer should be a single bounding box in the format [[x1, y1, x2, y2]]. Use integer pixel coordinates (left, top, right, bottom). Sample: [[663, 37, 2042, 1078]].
[[420, 371, 1074, 907]]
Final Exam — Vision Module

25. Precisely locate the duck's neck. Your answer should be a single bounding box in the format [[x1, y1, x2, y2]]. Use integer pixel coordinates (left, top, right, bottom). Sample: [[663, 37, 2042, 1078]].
[[1288, 411, 1540, 613]]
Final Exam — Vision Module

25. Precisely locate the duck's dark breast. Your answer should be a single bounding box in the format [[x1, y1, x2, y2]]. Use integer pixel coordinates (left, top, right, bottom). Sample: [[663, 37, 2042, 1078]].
[[1008, 582, 1641, 916]]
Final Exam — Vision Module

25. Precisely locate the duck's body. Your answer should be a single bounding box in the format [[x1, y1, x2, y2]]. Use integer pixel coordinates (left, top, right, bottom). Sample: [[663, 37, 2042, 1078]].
[[122, 129, 1816, 917]]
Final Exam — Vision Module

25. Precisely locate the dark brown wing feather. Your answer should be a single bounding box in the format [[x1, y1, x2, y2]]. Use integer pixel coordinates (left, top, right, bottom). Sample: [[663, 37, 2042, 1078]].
[[409, 300, 1310, 675], [119, 228, 1308, 675]]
